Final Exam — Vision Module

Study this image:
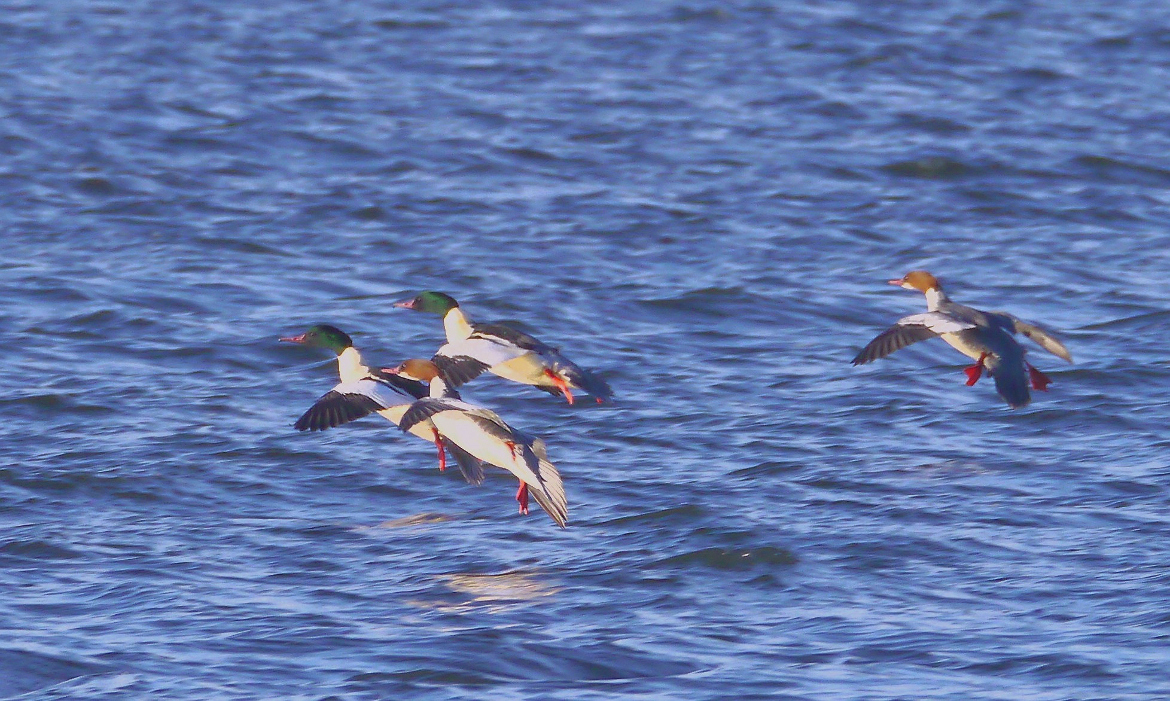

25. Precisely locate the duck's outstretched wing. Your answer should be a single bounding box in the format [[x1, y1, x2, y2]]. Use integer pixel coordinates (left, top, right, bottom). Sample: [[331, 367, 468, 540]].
[[397, 398, 458, 433], [397, 397, 500, 433], [469, 322, 554, 353], [994, 313, 1073, 363], [294, 379, 407, 431], [431, 336, 527, 387], [443, 440, 486, 486], [852, 312, 976, 365], [431, 349, 493, 388], [367, 368, 429, 399]]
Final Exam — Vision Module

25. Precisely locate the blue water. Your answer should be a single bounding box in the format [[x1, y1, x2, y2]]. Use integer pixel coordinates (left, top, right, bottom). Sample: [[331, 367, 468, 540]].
[[3, 1, 1170, 698]]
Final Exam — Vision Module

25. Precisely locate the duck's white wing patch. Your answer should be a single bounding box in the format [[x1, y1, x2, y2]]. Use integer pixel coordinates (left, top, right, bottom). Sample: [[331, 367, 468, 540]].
[[336, 379, 409, 407], [439, 337, 529, 366], [899, 312, 977, 334]]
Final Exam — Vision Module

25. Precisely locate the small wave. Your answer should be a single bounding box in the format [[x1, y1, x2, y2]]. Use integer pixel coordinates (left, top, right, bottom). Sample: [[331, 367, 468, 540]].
[[192, 236, 290, 257], [0, 646, 111, 698], [601, 504, 703, 526], [501, 146, 560, 162], [671, 6, 731, 22], [639, 287, 760, 317], [0, 539, 83, 561], [895, 112, 972, 135], [880, 156, 979, 179], [1081, 309, 1170, 331], [371, 18, 450, 30], [72, 176, 120, 195], [1071, 154, 1170, 184], [0, 393, 115, 416], [347, 668, 493, 686], [651, 546, 798, 571], [1009, 66, 1069, 82], [511, 640, 700, 681], [350, 205, 385, 221], [959, 652, 1120, 680]]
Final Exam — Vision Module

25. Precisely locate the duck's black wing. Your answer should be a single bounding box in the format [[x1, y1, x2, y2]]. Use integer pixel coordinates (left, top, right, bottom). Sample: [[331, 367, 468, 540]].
[[294, 378, 407, 431], [469, 322, 554, 353], [852, 312, 976, 365]]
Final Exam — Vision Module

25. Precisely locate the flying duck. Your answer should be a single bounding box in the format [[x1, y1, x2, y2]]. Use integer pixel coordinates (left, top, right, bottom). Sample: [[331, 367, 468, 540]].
[[385, 359, 569, 527], [280, 324, 484, 483], [852, 271, 1073, 408], [393, 291, 612, 405]]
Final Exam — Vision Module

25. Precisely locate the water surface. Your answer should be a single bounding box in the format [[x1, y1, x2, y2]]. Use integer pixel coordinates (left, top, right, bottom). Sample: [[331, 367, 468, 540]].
[[3, 1, 1170, 698]]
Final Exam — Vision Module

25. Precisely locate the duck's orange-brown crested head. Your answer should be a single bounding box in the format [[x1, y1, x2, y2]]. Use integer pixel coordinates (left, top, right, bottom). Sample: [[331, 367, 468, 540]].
[[888, 270, 941, 293], [387, 358, 441, 382]]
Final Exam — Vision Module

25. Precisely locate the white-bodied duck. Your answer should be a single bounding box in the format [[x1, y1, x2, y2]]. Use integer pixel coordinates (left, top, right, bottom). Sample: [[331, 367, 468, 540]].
[[280, 324, 484, 484], [852, 271, 1073, 408], [385, 359, 569, 528], [393, 291, 612, 405]]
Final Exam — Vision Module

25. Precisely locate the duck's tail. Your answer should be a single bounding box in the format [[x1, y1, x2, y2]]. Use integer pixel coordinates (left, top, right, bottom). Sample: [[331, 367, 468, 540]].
[[522, 438, 568, 528], [554, 360, 613, 403], [988, 356, 1031, 409]]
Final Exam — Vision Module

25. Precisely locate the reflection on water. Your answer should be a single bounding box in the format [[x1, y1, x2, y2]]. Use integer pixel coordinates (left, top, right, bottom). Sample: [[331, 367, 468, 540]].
[[405, 570, 560, 615], [375, 513, 454, 529], [443, 571, 560, 602]]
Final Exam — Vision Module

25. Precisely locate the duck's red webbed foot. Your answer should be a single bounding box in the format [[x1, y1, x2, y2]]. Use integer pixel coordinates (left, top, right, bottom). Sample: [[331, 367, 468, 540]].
[[1027, 363, 1052, 391], [515, 482, 530, 515], [543, 368, 575, 405], [432, 428, 446, 472], [964, 353, 989, 386]]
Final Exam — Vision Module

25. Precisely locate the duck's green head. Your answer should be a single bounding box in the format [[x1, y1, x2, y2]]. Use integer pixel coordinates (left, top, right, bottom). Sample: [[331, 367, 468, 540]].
[[279, 324, 353, 354], [393, 291, 459, 315]]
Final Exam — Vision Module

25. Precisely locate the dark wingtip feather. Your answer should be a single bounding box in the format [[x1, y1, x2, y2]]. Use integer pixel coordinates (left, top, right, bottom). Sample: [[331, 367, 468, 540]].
[[852, 324, 936, 366]]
